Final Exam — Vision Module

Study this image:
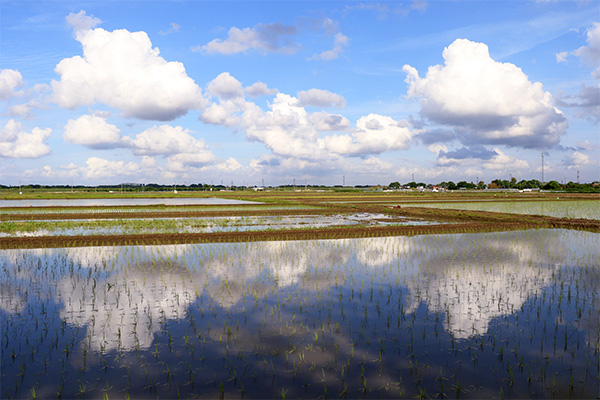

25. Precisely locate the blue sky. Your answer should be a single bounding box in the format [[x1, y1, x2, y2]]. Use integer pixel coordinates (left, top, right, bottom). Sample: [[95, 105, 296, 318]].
[[0, 0, 598, 186]]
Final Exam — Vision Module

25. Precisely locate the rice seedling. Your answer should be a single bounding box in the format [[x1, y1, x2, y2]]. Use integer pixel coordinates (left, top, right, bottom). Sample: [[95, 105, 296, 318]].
[[1, 228, 598, 398]]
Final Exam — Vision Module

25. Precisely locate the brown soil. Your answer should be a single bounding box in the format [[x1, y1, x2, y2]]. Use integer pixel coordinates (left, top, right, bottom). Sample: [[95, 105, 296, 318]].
[[0, 207, 600, 249], [1, 205, 597, 249], [0, 222, 529, 249]]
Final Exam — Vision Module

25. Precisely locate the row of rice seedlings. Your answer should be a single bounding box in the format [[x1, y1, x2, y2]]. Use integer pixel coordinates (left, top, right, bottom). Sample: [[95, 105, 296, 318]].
[[0, 214, 407, 237], [1, 229, 598, 398]]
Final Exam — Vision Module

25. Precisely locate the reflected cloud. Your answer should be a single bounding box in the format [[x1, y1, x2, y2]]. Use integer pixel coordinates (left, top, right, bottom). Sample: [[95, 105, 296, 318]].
[[56, 260, 205, 351], [2, 229, 598, 355], [399, 231, 589, 338], [0, 283, 26, 313]]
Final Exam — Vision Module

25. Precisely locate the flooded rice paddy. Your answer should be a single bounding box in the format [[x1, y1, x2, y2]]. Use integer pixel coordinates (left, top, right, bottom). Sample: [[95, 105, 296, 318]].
[[0, 204, 315, 216], [1, 229, 598, 399], [0, 198, 261, 208], [0, 213, 438, 237], [402, 200, 600, 220]]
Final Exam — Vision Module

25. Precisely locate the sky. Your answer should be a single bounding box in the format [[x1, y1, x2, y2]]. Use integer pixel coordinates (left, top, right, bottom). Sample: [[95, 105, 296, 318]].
[[0, 0, 598, 187]]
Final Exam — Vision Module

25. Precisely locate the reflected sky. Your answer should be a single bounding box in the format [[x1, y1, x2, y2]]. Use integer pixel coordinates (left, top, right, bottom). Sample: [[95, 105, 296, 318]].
[[2, 230, 597, 344], [1, 229, 599, 399], [0, 197, 260, 207]]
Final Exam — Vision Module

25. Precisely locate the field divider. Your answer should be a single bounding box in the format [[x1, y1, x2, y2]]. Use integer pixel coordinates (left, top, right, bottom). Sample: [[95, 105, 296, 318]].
[[0, 221, 571, 249]]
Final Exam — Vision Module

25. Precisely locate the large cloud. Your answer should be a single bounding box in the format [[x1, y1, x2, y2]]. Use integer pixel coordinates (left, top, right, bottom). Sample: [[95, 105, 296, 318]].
[[123, 124, 217, 169], [52, 11, 205, 121], [63, 114, 122, 149], [0, 69, 24, 100], [323, 114, 413, 156], [403, 38, 567, 148], [0, 119, 51, 159], [125, 124, 214, 158], [199, 76, 411, 160], [196, 23, 300, 55], [82, 156, 145, 179], [243, 93, 327, 159]]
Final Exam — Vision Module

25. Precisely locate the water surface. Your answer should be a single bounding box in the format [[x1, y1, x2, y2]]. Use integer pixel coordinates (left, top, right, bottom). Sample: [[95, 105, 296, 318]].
[[0, 197, 259, 207], [2, 230, 598, 399], [402, 200, 600, 220]]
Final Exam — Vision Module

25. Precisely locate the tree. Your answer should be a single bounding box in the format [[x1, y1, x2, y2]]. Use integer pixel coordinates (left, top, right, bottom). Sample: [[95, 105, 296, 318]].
[[489, 179, 503, 189], [388, 181, 401, 189], [543, 180, 561, 190]]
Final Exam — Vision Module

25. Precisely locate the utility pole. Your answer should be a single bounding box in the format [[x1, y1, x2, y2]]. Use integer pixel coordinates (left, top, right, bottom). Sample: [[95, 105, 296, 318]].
[[577, 170, 580, 184], [541, 153, 545, 186]]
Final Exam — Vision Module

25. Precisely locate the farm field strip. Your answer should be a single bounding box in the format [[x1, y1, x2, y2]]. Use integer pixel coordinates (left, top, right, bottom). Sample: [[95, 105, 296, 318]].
[[400, 200, 600, 220], [0, 213, 441, 237], [0, 204, 317, 216], [1, 193, 599, 249]]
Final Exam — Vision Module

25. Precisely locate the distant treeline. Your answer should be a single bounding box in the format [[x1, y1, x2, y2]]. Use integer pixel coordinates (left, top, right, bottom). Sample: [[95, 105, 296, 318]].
[[389, 179, 599, 192], [1, 180, 598, 193]]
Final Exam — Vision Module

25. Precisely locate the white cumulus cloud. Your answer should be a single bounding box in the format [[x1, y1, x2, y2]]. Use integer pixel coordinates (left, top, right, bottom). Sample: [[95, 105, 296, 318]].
[[297, 88, 346, 107], [63, 114, 122, 149], [310, 32, 350, 61], [482, 148, 529, 171], [52, 11, 205, 121], [83, 156, 142, 179], [573, 22, 600, 79], [243, 93, 326, 159], [403, 38, 567, 149], [0, 69, 24, 100], [65, 10, 101, 34], [0, 119, 51, 159], [323, 114, 413, 156], [563, 150, 597, 169], [196, 23, 299, 55], [125, 125, 214, 159], [245, 81, 278, 97], [207, 72, 245, 100]]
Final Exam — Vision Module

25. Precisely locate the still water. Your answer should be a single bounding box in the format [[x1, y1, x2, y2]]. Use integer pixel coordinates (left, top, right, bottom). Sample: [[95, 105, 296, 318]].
[[1, 229, 598, 398], [0, 197, 259, 207]]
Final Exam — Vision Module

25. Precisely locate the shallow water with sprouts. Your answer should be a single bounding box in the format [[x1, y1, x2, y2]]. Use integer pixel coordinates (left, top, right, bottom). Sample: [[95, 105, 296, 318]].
[[1, 229, 598, 399]]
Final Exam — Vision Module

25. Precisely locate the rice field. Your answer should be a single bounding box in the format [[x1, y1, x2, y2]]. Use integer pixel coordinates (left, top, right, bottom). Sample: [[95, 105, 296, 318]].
[[1, 192, 598, 399], [0, 213, 439, 237], [1, 229, 598, 399], [0, 204, 315, 216], [401, 200, 600, 220]]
